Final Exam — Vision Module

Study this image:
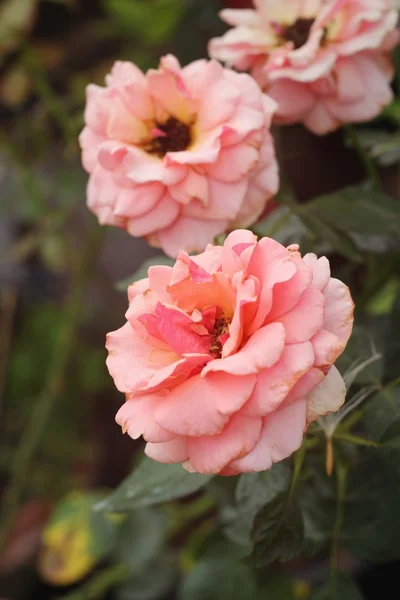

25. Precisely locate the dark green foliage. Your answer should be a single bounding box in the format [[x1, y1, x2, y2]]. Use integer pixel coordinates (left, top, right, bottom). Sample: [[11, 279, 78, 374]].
[[95, 457, 213, 512], [247, 492, 304, 567], [310, 573, 364, 600]]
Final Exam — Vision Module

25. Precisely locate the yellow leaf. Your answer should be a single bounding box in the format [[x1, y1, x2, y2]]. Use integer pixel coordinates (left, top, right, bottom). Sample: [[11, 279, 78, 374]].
[[38, 491, 112, 586]]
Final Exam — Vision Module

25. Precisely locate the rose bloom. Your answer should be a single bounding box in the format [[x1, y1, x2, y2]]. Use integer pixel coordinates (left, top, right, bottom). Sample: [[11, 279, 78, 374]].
[[79, 55, 278, 258], [265, 52, 395, 134], [106, 230, 354, 475], [209, 0, 399, 133]]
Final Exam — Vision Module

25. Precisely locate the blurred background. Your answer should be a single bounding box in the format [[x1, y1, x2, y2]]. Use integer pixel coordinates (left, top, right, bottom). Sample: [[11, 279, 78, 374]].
[[1, 1, 400, 599], [0, 1, 225, 596]]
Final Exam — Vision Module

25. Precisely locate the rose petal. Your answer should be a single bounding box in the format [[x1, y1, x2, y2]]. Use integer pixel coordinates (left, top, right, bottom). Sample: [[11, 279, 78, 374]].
[[222, 398, 306, 475], [303, 253, 331, 291], [145, 438, 189, 463], [157, 217, 229, 258], [311, 328, 344, 368], [154, 372, 257, 436], [323, 278, 355, 345], [305, 365, 346, 425], [242, 341, 315, 417], [187, 413, 262, 474], [116, 395, 175, 442], [276, 287, 325, 343], [203, 322, 285, 376], [127, 192, 180, 237]]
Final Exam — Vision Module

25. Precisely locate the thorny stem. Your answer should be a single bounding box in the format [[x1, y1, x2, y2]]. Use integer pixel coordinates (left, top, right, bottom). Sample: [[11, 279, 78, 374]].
[[345, 125, 381, 190], [0, 225, 102, 554]]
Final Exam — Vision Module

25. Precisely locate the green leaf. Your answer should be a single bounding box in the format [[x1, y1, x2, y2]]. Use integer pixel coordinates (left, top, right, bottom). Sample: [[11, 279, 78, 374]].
[[255, 575, 297, 600], [252, 205, 308, 245], [178, 554, 257, 600], [236, 463, 291, 518], [341, 450, 400, 562], [117, 555, 178, 600], [114, 508, 167, 572], [383, 290, 400, 381], [172, 0, 227, 65], [246, 491, 304, 568], [308, 185, 400, 235], [225, 463, 291, 547], [382, 98, 400, 125], [297, 209, 363, 262], [94, 456, 213, 512], [356, 128, 400, 167], [335, 324, 382, 385], [367, 277, 400, 316], [116, 255, 174, 291], [300, 465, 336, 554], [364, 386, 400, 447], [310, 573, 363, 600], [39, 491, 117, 585], [301, 184, 400, 254], [104, 0, 186, 44]]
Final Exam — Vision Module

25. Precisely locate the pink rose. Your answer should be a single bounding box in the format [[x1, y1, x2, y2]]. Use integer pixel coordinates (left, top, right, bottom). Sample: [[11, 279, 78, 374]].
[[79, 55, 278, 257], [268, 52, 394, 134], [209, 0, 399, 132], [106, 230, 354, 475]]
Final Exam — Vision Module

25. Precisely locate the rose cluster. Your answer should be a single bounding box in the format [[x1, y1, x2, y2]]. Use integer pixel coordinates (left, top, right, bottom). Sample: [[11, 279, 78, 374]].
[[78, 0, 398, 474], [210, 0, 399, 134]]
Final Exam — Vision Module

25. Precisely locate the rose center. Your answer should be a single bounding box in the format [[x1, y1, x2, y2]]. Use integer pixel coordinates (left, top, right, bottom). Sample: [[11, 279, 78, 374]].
[[148, 117, 191, 157], [210, 316, 231, 359], [282, 18, 315, 49]]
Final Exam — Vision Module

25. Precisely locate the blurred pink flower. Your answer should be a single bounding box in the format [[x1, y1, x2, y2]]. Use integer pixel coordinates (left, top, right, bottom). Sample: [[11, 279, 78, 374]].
[[268, 52, 395, 134], [209, 0, 399, 132], [106, 230, 354, 475], [80, 56, 278, 257]]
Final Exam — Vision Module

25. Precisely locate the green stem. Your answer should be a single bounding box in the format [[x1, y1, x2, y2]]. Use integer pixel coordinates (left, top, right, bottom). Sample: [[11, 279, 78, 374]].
[[21, 49, 73, 145], [0, 226, 102, 554], [345, 125, 381, 190], [61, 564, 129, 600], [288, 440, 307, 503], [9, 203, 78, 262], [384, 377, 400, 392], [168, 494, 215, 537], [333, 432, 380, 448], [330, 462, 347, 589], [0, 129, 46, 217], [339, 408, 366, 433], [0, 287, 17, 406]]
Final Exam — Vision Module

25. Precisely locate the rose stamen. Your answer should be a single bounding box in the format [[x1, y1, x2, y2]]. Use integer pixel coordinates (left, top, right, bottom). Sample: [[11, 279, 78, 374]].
[[282, 18, 315, 49], [210, 315, 231, 358], [147, 117, 191, 156]]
